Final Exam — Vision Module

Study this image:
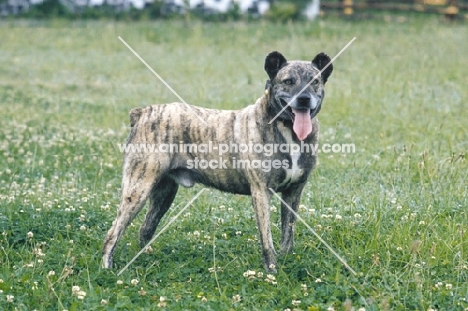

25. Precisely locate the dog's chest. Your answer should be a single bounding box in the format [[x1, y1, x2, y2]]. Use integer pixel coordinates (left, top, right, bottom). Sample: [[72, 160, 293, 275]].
[[278, 125, 303, 187]]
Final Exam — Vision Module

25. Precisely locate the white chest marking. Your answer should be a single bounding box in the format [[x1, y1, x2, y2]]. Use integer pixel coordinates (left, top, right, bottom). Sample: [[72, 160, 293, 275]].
[[278, 124, 303, 187]]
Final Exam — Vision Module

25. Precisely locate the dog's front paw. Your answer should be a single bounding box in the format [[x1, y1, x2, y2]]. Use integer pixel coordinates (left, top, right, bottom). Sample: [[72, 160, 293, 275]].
[[262, 249, 278, 274], [102, 254, 113, 269], [266, 263, 278, 274]]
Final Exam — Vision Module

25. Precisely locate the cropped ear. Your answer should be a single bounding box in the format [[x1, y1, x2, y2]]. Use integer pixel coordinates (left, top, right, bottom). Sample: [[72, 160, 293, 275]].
[[264, 51, 287, 80], [312, 52, 333, 84]]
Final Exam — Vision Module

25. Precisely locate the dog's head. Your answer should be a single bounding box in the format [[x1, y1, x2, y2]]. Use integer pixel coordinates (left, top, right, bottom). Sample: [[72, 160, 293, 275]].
[[264, 51, 333, 141]]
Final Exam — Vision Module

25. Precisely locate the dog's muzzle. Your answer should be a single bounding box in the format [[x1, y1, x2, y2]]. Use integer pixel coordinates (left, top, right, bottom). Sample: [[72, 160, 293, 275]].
[[276, 93, 320, 141]]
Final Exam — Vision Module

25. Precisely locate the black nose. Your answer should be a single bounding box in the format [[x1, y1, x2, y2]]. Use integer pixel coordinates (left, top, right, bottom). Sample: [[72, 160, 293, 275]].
[[296, 94, 311, 108]]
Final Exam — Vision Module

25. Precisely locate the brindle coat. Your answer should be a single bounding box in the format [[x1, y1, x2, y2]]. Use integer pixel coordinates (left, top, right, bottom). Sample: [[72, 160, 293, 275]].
[[102, 51, 333, 273]]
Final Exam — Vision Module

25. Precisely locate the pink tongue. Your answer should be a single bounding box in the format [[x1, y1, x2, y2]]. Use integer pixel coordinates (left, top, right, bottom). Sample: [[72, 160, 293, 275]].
[[292, 108, 312, 141]]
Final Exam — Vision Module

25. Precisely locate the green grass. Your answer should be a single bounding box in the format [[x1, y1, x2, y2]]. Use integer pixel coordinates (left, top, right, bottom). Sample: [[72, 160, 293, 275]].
[[0, 16, 467, 310]]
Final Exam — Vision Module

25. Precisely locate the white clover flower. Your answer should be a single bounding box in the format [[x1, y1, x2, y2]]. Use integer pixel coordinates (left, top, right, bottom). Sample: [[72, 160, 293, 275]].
[[72, 285, 81, 294], [292, 299, 301, 306], [76, 291, 86, 300], [315, 278, 322, 283], [243, 270, 256, 278], [193, 230, 200, 238], [235, 231, 242, 235], [79, 225, 86, 231], [335, 214, 342, 220], [6, 295, 14, 303], [131, 279, 139, 286], [116, 280, 123, 285], [158, 300, 167, 308], [27, 231, 34, 238], [232, 294, 241, 303], [301, 284, 307, 291], [446, 283, 453, 290], [101, 299, 108, 305], [201, 296, 207, 303], [33, 246, 45, 257], [265, 274, 277, 284]]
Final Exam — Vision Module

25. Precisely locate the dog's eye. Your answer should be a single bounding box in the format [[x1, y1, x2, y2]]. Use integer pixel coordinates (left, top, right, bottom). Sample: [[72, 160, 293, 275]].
[[311, 79, 319, 85], [283, 79, 294, 85]]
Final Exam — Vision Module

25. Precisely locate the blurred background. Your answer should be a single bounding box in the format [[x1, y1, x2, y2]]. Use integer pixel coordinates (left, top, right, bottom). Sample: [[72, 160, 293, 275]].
[[1, 0, 467, 21]]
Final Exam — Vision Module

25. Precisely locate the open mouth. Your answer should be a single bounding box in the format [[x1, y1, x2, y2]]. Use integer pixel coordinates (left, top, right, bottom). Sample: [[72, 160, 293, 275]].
[[276, 97, 314, 141]]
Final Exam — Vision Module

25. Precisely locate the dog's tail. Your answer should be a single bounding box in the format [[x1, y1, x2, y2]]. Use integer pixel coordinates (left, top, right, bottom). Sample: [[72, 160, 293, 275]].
[[129, 108, 143, 127]]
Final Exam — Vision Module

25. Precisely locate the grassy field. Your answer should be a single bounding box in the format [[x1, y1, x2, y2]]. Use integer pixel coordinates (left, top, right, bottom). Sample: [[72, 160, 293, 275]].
[[0, 16, 467, 310]]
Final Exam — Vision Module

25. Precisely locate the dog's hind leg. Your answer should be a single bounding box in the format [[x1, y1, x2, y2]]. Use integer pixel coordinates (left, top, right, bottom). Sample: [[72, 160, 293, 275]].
[[279, 183, 306, 254], [102, 156, 163, 268], [139, 176, 179, 248]]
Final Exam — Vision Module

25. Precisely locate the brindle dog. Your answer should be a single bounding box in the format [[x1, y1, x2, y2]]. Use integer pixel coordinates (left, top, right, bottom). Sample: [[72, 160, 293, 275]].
[[102, 51, 333, 273]]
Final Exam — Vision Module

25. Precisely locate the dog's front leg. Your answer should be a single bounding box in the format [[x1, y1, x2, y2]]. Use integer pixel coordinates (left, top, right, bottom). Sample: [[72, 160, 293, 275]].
[[280, 183, 306, 254], [251, 186, 277, 273]]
